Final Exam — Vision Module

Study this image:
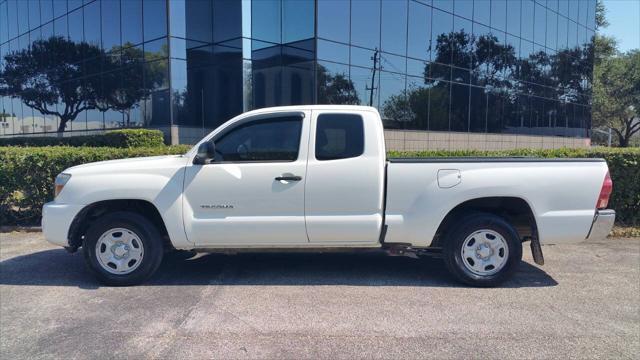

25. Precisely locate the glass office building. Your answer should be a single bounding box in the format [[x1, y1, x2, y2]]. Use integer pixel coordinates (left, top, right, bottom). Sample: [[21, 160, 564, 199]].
[[0, 0, 596, 146]]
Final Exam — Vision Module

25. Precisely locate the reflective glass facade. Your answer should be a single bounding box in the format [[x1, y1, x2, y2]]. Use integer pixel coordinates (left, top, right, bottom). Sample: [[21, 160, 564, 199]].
[[1, 0, 596, 140]]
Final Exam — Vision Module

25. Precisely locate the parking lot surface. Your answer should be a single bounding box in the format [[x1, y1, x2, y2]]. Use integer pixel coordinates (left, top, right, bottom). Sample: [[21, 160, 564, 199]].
[[1, 232, 638, 359]]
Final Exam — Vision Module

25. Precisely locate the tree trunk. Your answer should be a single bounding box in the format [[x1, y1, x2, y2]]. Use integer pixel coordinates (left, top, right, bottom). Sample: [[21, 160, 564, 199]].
[[57, 118, 68, 133], [618, 133, 629, 147]]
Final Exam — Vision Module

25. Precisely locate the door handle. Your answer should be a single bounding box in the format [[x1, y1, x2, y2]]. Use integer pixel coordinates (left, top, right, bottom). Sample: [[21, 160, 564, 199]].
[[275, 175, 302, 181]]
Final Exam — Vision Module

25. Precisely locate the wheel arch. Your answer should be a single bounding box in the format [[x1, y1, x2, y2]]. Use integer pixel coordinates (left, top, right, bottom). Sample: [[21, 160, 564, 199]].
[[431, 196, 538, 247], [68, 199, 173, 251]]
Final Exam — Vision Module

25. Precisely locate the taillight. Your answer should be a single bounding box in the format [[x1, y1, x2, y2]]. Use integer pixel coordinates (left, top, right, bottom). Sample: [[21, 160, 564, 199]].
[[596, 171, 613, 209]]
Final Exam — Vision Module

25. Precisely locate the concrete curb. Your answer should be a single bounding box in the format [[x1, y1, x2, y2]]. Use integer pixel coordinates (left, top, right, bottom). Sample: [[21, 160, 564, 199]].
[[0, 226, 42, 233]]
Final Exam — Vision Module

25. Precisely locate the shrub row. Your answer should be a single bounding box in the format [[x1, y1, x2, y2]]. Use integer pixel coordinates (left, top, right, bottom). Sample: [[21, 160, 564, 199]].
[[0, 145, 191, 225], [389, 147, 640, 226], [0, 129, 166, 148], [1, 146, 637, 227]]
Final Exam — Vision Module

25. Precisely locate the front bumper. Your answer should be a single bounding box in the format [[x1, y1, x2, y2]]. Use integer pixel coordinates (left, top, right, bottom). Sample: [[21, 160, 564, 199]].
[[42, 202, 85, 247], [586, 209, 616, 240]]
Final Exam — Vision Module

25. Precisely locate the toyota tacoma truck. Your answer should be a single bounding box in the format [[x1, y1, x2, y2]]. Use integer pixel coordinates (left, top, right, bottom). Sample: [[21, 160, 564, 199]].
[[42, 105, 615, 286]]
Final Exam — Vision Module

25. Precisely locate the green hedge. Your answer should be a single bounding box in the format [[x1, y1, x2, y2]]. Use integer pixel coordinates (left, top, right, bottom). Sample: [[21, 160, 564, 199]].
[[0, 145, 191, 225], [1, 146, 638, 227], [389, 147, 640, 226], [0, 129, 166, 148]]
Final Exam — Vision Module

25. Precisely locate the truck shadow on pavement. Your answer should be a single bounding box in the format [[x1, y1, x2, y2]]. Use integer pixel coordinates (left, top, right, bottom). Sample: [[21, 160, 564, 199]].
[[0, 249, 558, 289]]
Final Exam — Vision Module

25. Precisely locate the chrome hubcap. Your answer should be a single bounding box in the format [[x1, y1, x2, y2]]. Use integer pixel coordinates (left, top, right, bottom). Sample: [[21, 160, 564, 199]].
[[95, 228, 144, 275], [461, 229, 509, 276]]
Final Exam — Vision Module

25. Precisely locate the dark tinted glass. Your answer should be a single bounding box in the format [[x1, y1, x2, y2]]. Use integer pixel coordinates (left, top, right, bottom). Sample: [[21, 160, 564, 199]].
[[28, 0, 40, 30], [407, 0, 430, 60], [121, 0, 142, 46], [350, 66, 378, 106], [143, 0, 167, 41], [381, 0, 407, 56], [0, 3, 8, 44], [215, 116, 303, 162], [506, 0, 520, 36], [473, 0, 490, 26], [84, 1, 101, 47], [452, 16, 472, 69], [317, 0, 349, 43], [282, 0, 314, 43], [183, 0, 212, 43], [450, 83, 469, 131], [491, 0, 506, 31], [521, 0, 534, 41], [534, 2, 546, 46], [379, 71, 407, 127], [351, 0, 380, 49], [68, 8, 82, 43], [486, 90, 504, 132], [317, 39, 349, 63], [454, 0, 473, 20], [432, 9, 453, 64], [54, 15, 67, 38], [469, 86, 486, 132], [546, 9, 557, 50], [213, 0, 241, 42], [7, 0, 17, 40], [68, 0, 82, 11], [53, 0, 67, 19], [102, 0, 120, 50], [316, 114, 365, 160], [429, 81, 450, 130], [433, 0, 453, 12], [252, 0, 280, 43], [41, 0, 53, 23], [17, 0, 28, 35]]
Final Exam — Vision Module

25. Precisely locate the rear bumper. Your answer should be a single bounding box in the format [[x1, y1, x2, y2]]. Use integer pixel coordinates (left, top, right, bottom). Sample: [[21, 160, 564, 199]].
[[586, 209, 616, 240], [42, 202, 85, 247]]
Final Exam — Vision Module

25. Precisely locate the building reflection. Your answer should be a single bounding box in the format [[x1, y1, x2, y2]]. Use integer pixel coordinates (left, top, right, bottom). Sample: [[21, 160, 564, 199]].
[[0, 0, 595, 142]]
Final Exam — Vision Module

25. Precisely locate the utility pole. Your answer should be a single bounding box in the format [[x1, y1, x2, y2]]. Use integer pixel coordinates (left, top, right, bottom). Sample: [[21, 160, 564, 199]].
[[366, 48, 379, 107]]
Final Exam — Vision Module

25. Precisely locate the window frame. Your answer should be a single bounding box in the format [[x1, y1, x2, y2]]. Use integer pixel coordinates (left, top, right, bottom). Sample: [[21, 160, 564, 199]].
[[210, 114, 305, 164], [314, 113, 365, 161]]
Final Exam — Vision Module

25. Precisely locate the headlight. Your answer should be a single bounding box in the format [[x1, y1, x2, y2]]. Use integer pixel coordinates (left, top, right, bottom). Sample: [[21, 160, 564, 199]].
[[54, 173, 72, 198]]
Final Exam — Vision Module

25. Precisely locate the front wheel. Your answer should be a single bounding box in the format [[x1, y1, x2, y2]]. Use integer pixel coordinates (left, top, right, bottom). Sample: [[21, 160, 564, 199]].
[[82, 211, 164, 286], [443, 213, 522, 287]]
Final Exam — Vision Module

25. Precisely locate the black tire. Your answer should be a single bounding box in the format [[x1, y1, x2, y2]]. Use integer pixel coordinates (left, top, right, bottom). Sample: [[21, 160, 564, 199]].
[[443, 212, 522, 287], [82, 211, 164, 286]]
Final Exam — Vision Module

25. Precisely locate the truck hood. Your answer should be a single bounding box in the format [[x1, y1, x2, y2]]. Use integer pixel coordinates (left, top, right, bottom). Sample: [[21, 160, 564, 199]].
[[65, 155, 190, 176]]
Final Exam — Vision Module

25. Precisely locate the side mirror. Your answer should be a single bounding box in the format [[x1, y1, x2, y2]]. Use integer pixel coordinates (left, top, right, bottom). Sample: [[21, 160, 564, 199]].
[[194, 141, 216, 165]]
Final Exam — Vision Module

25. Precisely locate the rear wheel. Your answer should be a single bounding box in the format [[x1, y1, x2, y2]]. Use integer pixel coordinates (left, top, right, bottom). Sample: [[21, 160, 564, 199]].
[[443, 213, 522, 287], [83, 211, 164, 286]]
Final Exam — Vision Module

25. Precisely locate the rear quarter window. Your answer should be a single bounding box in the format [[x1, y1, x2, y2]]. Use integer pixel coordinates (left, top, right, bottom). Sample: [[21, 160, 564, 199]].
[[315, 113, 364, 161]]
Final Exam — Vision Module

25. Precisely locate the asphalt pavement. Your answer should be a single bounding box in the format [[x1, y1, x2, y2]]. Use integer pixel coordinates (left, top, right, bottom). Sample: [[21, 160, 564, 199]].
[[1, 232, 638, 359]]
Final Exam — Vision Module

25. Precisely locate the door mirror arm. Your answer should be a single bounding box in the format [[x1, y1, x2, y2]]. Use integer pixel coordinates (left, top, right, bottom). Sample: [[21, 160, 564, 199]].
[[194, 141, 216, 165]]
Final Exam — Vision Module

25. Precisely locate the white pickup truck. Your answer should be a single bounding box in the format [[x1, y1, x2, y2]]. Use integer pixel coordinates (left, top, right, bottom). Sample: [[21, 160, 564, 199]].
[[43, 105, 615, 286]]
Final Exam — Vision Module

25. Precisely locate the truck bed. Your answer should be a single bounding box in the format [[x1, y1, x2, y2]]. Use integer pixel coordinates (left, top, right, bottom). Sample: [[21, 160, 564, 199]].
[[388, 157, 605, 163], [383, 158, 609, 247]]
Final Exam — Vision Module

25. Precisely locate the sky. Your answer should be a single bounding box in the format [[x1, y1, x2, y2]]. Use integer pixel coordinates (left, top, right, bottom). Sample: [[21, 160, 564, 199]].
[[600, 0, 640, 52]]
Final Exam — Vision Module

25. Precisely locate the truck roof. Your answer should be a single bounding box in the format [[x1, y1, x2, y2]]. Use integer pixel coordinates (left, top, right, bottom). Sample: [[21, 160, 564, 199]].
[[240, 105, 380, 117]]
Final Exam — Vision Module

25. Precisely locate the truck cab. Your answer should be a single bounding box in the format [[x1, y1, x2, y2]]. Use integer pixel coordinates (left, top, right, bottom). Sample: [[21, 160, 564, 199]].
[[182, 106, 385, 247]]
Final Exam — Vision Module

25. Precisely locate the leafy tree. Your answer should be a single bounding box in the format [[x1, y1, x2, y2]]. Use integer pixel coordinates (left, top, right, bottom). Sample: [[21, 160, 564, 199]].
[[97, 44, 166, 127], [317, 64, 360, 105], [592, 0, 617, 65], [593, 51, 640, 147], [0, 37, 167, 132], [595, 0, 609, 29], [0, 37, 104, 132]]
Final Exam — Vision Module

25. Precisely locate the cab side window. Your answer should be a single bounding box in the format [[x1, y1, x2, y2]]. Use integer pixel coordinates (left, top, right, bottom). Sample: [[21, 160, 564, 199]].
[[315, 114, 364, 161], [215, 116, 303, 162]]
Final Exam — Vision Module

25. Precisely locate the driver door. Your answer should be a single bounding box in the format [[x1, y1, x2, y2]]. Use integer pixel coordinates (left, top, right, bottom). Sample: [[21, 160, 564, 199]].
[[183, 112, 310, 246]]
